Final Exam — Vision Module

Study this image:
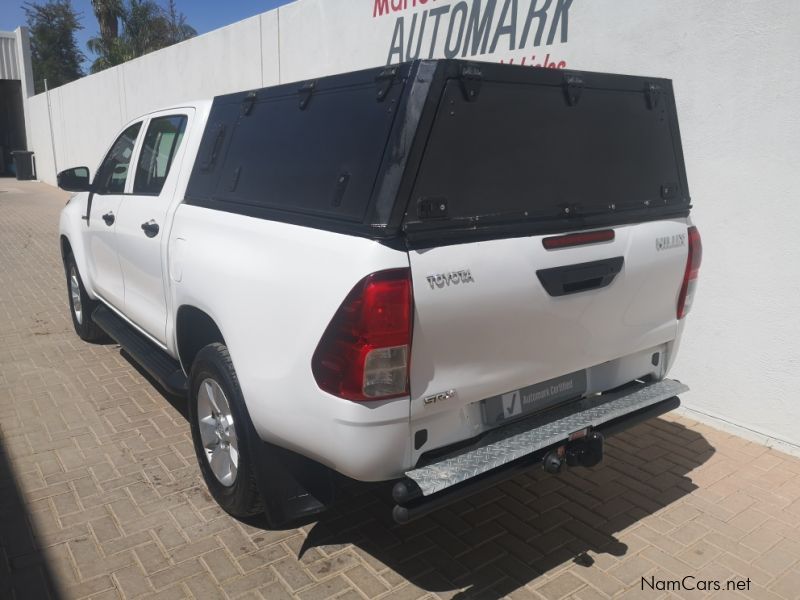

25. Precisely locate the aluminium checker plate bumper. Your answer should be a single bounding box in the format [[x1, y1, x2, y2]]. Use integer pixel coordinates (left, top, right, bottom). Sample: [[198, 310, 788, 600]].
[[404, 378, 688, 497]]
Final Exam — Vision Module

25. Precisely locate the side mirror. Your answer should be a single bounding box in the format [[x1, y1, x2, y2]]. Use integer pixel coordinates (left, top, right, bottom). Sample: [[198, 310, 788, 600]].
[[57, 166, 91, 192]]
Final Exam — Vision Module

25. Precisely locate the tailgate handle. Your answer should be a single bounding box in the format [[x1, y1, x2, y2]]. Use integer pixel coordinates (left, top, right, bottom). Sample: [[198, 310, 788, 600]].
[[536, 257, 624, 297]]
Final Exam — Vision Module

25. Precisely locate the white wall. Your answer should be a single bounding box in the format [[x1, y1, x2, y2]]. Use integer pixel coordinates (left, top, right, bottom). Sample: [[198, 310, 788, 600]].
[[25, 12, 281, 177], [24, 0, 800, 450]]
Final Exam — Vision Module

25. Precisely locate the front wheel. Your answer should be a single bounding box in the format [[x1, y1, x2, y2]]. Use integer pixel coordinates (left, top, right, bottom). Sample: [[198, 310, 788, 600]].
[[64, 253, 105, 342], [188, 343, 264, 518]]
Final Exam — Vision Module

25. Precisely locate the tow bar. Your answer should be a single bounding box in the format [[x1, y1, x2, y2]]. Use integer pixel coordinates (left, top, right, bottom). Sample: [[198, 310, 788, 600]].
[[392, 392, 683, 524], [542, 430, 604, 474]]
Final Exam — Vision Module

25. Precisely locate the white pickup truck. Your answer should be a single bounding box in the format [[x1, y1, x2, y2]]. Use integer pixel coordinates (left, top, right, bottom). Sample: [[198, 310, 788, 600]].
[[57, 60, 700, 526]]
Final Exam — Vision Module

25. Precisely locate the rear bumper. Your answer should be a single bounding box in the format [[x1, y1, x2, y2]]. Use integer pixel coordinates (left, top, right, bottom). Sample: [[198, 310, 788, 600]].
[[392, 378, 687, 523]]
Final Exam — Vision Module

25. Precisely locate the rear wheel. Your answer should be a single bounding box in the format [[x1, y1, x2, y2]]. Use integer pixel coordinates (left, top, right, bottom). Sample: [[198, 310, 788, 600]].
[[64, 253, 105, 342], [188, 343, 264, 518]]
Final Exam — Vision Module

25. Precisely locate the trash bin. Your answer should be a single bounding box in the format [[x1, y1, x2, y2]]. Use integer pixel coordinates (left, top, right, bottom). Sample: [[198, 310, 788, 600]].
[[11, 150, 36, 180]]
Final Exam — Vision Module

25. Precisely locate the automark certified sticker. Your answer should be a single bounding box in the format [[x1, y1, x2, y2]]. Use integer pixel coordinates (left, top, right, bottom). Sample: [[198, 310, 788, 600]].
[[481, 371, 587, 426]]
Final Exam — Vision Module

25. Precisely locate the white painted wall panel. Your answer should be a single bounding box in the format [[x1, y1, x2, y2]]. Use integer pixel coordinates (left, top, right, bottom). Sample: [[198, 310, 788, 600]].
[[277, 1, 395, 82], [54, 66, 124, 174], [25, 92, 53, 180], [120, 15, 265, 120], [260, 11, 281, 87]]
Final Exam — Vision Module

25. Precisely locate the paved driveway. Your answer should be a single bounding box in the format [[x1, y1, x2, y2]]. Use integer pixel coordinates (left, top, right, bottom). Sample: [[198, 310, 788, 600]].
[[2, 180, 800, 600]]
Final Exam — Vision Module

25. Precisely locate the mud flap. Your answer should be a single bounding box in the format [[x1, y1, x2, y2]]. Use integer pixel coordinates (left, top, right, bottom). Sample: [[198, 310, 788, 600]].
[[246, 430, 335, 527], [237, 398, 334, 527]]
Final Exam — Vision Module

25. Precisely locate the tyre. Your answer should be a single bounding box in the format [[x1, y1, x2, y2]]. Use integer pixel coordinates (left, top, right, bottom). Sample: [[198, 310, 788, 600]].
[[188, 343, 264, 518], [64, 253, 106, 342]]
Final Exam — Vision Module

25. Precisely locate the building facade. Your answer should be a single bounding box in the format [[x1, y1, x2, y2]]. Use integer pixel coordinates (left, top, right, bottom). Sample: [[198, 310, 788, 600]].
[[12, 0, 800, 454], [0, 28, 33, 175]]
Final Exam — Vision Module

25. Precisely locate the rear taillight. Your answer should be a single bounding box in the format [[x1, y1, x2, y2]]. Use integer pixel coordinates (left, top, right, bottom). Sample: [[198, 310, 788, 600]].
[[312, 269, 412, 401], [677, 226, 702, 319]]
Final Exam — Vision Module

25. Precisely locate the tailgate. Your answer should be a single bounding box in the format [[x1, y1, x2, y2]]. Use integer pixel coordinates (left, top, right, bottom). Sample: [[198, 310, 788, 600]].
[[408, 219, 688, 420]]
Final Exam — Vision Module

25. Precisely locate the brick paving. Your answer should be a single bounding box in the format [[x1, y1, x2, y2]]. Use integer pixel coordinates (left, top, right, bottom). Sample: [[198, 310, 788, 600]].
[[2, 179, 800, 600]]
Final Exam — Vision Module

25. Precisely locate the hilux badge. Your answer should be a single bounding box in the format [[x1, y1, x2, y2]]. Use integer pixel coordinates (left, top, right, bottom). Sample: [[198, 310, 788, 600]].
[[426, 269, 474, 289], [656, 234, 686, 251]]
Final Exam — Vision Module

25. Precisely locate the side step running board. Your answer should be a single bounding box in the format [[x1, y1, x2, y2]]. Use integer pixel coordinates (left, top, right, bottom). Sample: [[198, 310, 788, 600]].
[[92, 305, 187, 395], [393, 378, 687, 523]]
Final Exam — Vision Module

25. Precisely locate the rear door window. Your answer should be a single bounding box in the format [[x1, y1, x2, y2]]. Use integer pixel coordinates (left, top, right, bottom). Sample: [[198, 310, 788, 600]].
[[133, 115, 188, 195]]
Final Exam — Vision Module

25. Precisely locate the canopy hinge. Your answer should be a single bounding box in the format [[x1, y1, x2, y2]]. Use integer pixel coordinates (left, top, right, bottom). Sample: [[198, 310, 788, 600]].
[[298, 81, 316, 110], [459, 64, 482, 102], [645, 82, 662, 110], [376, 67, 398, 102], [563, 74, 583, 107], [241, 91, 257, 116]]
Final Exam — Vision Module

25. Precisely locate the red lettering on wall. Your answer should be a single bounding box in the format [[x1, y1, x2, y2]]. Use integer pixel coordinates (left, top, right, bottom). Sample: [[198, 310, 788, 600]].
[[374, 0, 390, 18], [375, 0, 437, 18], [500, 54, 568, 69]]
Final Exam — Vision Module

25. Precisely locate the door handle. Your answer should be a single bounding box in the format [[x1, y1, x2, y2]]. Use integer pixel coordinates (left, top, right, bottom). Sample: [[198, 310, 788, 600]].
[[102, 212, 115, 226], [141, 220, 160, 238]]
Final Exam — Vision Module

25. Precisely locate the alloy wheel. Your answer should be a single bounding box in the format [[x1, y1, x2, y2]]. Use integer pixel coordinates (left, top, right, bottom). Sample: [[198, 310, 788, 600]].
[[69, 266, 83, 325], [196, 378, 239, 486]]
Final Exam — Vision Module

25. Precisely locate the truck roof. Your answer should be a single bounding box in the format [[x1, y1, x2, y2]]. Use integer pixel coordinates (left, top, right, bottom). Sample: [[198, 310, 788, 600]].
[[131, 99, 213, 120]]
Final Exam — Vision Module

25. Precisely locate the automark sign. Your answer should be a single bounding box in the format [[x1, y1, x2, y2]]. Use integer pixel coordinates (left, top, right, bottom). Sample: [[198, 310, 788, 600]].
[[373, 0, 573, 68]]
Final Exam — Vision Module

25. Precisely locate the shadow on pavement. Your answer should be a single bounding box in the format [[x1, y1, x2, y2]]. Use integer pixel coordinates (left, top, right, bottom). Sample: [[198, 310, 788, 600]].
[[119, 349, 189, 420], [0, 432, 64, 599], [299, 418, 714, 599]]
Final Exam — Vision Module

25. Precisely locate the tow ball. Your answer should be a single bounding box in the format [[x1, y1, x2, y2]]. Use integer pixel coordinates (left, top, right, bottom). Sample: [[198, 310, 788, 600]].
[[543, 430, 604, 474]]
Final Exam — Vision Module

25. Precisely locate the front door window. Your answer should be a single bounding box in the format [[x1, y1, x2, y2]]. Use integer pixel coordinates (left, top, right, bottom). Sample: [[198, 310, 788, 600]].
[[94, 122, 142, 195]]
